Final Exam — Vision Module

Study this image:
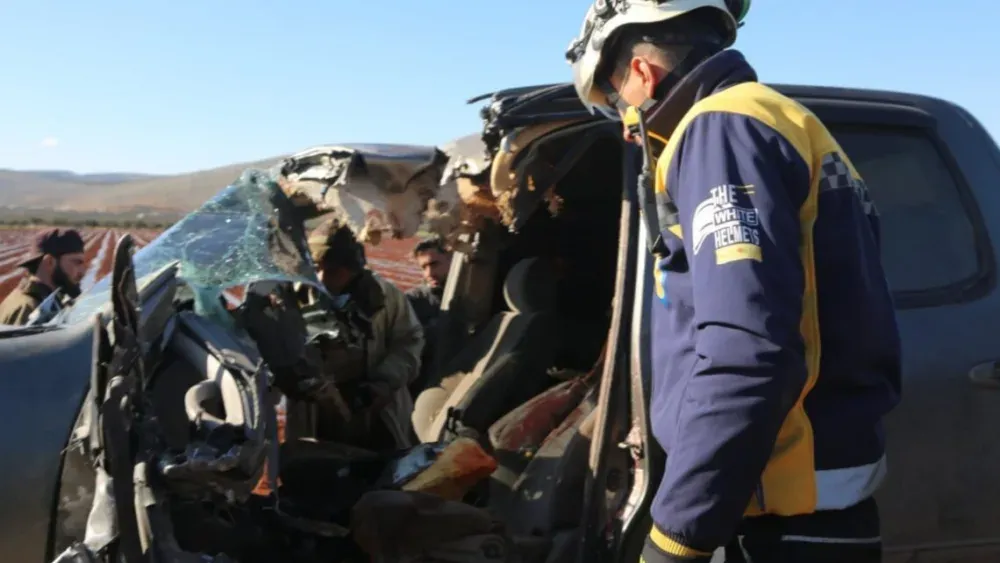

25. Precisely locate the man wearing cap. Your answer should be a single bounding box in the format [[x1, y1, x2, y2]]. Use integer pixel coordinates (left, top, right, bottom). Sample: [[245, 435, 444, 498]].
[[296, 218, 424, 450], [0, 228, 87, 325]]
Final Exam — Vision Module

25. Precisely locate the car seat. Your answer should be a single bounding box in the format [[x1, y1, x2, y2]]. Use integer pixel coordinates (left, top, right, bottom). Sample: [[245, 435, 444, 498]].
[[414, 257, 563, 442]]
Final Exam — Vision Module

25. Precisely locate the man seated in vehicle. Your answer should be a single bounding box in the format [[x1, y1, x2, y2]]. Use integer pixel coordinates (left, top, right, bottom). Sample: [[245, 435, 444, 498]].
[[298, 218, 424, 450], [0, 228, 86, 325], [406, 236, 453, 394]]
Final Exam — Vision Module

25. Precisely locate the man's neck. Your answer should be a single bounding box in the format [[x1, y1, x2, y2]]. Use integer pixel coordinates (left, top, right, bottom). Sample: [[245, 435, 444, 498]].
[[30, 274, 54, 291], [341, 269, 366, 294]]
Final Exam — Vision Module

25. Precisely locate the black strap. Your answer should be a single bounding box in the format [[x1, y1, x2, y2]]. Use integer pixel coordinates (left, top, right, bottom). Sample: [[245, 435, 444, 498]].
[[635, 108, 672, 256]]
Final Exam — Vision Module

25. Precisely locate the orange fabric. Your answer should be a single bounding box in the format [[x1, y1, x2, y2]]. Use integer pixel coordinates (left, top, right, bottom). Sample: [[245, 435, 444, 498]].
[[252, 404, 287, 496], [402, 438, 498, 500]]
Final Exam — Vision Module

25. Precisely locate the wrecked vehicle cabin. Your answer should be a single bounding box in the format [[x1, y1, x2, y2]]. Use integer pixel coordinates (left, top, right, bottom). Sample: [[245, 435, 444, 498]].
[[12, 78, 1000, 563], [0, 83, 635, 563]]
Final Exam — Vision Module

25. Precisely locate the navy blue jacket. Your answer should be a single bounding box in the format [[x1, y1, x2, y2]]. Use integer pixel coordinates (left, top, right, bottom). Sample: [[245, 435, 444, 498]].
[[643, 50, 902, 559]]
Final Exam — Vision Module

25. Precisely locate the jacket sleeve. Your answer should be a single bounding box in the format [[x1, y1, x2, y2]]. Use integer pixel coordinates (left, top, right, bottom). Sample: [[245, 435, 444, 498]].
[[0, 300, 35, 326], [369, 282, 425, 389], [645, 111, 813, 560]]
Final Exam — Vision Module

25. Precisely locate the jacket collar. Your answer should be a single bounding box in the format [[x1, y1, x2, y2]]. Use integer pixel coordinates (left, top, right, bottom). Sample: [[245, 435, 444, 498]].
[[644, 49, 758, 150], [17, 277, 53, 303]]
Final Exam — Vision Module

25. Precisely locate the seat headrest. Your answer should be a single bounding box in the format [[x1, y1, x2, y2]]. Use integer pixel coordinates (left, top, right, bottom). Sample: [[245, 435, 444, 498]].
[[503, 257, 558, 313]]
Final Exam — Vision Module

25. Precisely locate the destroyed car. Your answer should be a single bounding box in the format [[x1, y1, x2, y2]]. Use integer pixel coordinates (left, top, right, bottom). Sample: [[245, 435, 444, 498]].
[[0, 146, 474, 562], [4, 76, 1000, 563], [0, 140, 616, 563]]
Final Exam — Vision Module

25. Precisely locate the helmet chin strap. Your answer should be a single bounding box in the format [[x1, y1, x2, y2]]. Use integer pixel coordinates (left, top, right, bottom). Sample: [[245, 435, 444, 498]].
[[614, 42, 719, 140], [629, 42, 719, 255], [641, 42, 720, 111], [635, 104, 671, 256]]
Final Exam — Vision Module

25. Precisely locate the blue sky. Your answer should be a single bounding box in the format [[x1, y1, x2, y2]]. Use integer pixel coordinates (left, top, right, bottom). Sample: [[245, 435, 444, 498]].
[[1, 1, 996, 175]]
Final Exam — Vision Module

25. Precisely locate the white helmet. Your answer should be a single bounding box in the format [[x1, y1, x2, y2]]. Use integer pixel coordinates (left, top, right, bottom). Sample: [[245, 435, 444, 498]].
[[565, 0, 749, 116]]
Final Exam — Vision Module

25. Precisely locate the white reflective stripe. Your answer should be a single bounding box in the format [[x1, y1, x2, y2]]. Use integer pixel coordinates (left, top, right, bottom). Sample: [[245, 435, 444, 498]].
[[736, 537, 752, 561], [781, 535, 882, 545], [814, 454, 887, 510]]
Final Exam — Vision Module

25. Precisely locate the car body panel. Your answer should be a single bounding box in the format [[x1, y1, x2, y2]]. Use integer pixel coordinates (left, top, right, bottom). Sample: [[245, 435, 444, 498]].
[[0, 318, 94, 562]]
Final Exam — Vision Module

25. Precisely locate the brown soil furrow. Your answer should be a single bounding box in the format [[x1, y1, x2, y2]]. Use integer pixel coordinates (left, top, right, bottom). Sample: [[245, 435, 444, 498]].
[[1, 229, 424, 309], [0, 243, 32, 261], [0, 250, 32, 269], [92, 230, 121, 284], [77, 231, 112, 294]]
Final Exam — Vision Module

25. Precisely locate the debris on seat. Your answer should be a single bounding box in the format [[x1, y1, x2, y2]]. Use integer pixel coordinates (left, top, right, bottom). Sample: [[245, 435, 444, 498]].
[[400, 437, 498, 501]]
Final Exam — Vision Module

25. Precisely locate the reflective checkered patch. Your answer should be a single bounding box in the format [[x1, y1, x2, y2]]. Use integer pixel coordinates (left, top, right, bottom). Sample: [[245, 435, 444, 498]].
[[818, 152, 877, 216]]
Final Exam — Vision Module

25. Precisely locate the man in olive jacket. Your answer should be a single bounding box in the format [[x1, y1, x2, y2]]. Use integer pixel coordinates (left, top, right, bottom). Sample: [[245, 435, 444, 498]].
[[0, 228, 86, 325], [292, 219, 424, 450]]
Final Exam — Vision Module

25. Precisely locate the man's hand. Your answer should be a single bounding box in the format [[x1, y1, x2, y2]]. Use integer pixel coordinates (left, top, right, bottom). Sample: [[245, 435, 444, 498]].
[[339, 379, 394, 413], [238, 286, 308, 371], [313, 339, 366, 384]]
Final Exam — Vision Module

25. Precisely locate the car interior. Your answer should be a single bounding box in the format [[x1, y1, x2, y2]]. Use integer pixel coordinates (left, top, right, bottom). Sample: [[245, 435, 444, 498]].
[[407, 116, 630, 557], [42, 87, 634, 563]]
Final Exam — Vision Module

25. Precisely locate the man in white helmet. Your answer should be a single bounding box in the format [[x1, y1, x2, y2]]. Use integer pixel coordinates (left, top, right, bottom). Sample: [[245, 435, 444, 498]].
[[566, 1, 901, 562]]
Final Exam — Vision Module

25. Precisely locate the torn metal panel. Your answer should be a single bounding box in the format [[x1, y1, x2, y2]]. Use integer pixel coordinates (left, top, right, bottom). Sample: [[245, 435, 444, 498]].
[[441, 134, 490, 182], [277, 144, 450, 243], [468, 83, 610, 233], [413, 133, 504, 248], [488, 119, 589, 231]]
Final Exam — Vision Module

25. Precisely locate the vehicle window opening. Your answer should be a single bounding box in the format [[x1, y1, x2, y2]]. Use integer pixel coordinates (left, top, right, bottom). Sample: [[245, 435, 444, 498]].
[[495, 133, 622, 370], [412, 127, 624, 474], [830, 125, 992, 302]]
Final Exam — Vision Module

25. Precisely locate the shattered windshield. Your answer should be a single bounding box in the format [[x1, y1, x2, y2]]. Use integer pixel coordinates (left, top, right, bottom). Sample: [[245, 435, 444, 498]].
[[65, 169, 323, 325]]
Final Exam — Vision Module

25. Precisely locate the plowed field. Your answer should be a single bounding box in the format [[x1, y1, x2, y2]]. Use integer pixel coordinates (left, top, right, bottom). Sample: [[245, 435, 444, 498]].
[[0, 228, 423, 303]]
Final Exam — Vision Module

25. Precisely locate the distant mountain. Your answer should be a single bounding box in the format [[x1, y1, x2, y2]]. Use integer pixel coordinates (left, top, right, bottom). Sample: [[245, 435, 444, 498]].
[[0, 157, 283, 213], [10, 170, 159, 185]]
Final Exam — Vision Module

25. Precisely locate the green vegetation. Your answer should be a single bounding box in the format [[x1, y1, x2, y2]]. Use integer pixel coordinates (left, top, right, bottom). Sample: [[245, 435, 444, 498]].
[[0, 210, 177, 230]]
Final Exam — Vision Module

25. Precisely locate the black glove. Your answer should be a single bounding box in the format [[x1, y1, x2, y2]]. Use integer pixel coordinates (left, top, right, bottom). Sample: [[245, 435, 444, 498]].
[[339, 380, 393, 413], [270, 358, 323, 401], [238, 286, 308, 371], [271, 349, 353, 423]]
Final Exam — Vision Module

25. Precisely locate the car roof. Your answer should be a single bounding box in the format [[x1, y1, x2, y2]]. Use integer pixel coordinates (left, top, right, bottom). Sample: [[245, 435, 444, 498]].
[[469, 81, 954, 119], [768, 83, 951, 107], [285, 143, 442, 162]]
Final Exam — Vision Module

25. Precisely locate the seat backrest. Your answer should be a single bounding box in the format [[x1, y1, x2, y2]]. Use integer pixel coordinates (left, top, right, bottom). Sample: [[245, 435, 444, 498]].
[[424, 257, 562, 439], [501, 257, 558, 315], [160, 311, 274, 498]]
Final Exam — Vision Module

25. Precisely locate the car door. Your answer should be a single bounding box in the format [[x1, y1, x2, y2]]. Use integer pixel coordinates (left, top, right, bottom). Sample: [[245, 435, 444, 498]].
[[800, 91, 1000, 562]]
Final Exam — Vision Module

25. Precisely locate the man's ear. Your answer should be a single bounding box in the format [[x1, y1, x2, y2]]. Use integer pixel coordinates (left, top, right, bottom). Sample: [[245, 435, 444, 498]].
[[39, 254, 56, 274], [632, 57, 661, 98]]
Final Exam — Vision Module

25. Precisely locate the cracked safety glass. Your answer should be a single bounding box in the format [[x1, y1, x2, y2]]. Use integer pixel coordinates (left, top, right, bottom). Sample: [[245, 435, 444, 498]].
[[65, 169, 323, 325]]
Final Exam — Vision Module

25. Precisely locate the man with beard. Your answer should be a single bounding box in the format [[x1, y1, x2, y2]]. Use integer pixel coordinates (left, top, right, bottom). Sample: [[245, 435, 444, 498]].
[[0, 228, 86, 325], [406, 236, 452, 394]]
